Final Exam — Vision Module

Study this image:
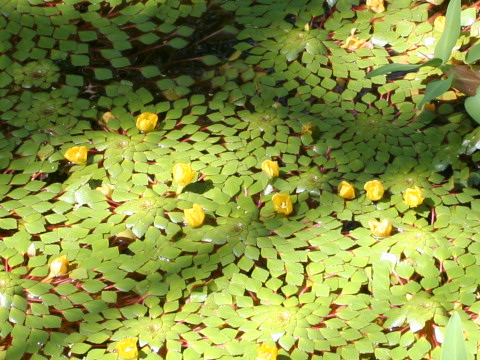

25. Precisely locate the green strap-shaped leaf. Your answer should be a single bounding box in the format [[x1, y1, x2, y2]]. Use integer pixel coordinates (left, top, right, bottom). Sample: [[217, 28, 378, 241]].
[[418, 73, 454, 109], [434, 0, 461, 63], [365, 58, 442, 79], [465, 87, 480, 125], [441, 312, 467, 360], [465, 42, 480, 64]]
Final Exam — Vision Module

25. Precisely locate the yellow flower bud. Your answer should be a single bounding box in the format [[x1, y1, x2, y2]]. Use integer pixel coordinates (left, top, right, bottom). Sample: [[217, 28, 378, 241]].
[[272, 193, 293, 215], [404, 185, 424, 207], [338, 181, 355, 199], [434, 16, 446, 32], [368, 219, 392, 238], [366, 0, 385, 13], [64, 146, 88, 164], [136, 112, 158, 132], [115, 338, 138, 360], [261, 160, 280, 178], [49, 255, 69, 277], [256, 343, 278, 360], [173, 163, 196, 194], [96, 183, 114, 198], [184, 203, 205, 227], [364, 180, 384, 201]]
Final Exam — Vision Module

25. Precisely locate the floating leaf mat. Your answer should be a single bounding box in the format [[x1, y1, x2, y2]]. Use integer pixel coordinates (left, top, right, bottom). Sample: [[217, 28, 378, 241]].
[[1, 0, 480, 359]]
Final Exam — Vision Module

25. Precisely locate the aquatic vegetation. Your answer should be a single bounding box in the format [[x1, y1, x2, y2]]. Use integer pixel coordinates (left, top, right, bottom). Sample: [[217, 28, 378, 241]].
[[0, 0, 480, 359]]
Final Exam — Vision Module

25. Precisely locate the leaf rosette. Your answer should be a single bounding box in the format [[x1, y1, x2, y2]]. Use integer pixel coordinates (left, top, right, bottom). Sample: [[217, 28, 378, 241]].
[[7, 59, 59, 89], [0, 272, 23, 308], [245, 303, 322, 351], [113, 315, 177, 352]]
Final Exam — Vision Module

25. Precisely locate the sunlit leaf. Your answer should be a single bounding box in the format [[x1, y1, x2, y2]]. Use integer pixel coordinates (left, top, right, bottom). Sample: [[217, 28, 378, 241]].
[[434, 0, 461, 63]]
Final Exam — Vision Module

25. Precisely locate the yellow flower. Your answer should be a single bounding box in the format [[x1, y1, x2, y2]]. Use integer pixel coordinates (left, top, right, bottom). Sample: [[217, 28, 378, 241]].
[[64, 146, 87, 164], [136, 112, 158, 132], [364, 180, 384, 201], [261, 160, 280, 178], [366, 0, 385, 13], [272, 193, 293, 215], [102, 111, 115, 123], [434, 16, 446, 32], [173, 163, 196, 194], [368, 219, 392, 237], [115, 338, 138, 360], [95, 183, 114, 198], [49, 255, 69, 277], [342, 35, 367, 51], [184, 203, 205, 227], [256, 343, 278, 360], [338, 181, 355, 199], [404, 185, 424, 207], [301, 122, 313, 135]]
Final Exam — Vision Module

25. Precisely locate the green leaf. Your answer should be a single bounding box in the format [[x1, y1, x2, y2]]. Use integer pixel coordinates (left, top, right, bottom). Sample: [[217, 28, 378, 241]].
[[140, 66, 161, 78], [465, 88, 480, 125], [460, 8, 476, 27], [434, 0, 461, 63], [441, 312, 467, 360], [366, 58, 442, 78], [0, 218, 17, 229], [418, 73, 454, 109], [202, 55, 221, 66], [466, 43, 480, 64], [94, 68, 113, 80], [66, 75, 84, 87]]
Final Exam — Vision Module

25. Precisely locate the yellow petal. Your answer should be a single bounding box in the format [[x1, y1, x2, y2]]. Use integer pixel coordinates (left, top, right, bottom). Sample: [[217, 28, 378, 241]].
[[256, 343, 278, 360], [364, 180, 384, 201], [136, 112, 158, 132], [173, 163, 196, 188], [366, 0, 385, 13], [95, 183, 114, 198], [115, 338, 138, 360], [261, 160, 280, 178], [64, 146, 88, 164], [272, 193, 293, 215], [338, 181, 355, 199], [434, 16, 446, 32], [403, 186, 424, 207], [342, 36, 367, 51], [49, 255, 69, 277], [184, 203, 205, 227], [368, 218, 392, 237]]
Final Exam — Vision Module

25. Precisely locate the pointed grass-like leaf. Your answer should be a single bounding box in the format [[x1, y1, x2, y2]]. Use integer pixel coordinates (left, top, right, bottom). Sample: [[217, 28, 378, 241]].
[[418, 73, 454, 109], [366, 58, 442, 79], [434, 0, 461, 63], [464, 87, 480, 125], [441, 312, 467, 360]]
